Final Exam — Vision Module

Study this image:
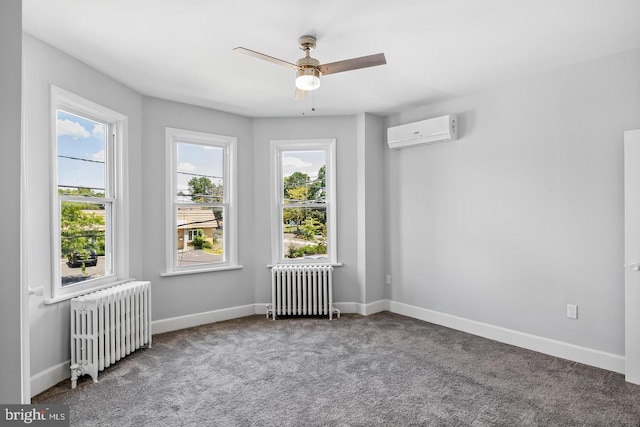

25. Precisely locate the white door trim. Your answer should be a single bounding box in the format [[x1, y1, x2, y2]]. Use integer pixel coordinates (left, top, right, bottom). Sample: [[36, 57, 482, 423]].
[[624, 129, 640, 385], [21, 52, 31, 402]]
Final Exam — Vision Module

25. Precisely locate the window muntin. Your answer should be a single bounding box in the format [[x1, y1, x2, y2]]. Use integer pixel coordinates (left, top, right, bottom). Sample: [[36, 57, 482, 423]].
[[51, 86, 128, 301], [166, 128, 237, 273], [271, 139, 336, 264]]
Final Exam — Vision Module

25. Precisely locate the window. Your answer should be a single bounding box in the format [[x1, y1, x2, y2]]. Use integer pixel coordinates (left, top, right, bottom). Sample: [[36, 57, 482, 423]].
[[165, 128, 237, 274], [51, 86, 128, 301], [270, 139, 337, 264], [187, 229, 201, 241]]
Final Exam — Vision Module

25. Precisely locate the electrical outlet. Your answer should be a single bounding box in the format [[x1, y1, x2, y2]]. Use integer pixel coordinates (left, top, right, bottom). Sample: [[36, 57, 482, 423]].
[[566, 304, 578, 319], [385, 274, 391, 285]]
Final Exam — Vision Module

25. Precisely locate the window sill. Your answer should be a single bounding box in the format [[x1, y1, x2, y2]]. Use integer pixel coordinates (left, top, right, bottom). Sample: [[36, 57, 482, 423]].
[[161, 264, 243, 277], [45, 278, 135, 304], [266, 262, 343, 268]]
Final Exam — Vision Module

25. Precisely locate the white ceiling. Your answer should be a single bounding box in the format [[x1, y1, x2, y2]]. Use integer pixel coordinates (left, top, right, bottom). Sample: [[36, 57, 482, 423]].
[[22, 0, 640, 118]]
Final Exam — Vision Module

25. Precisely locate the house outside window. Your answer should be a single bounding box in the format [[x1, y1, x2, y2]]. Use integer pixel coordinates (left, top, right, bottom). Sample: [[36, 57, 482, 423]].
[[270, 139, 337, 265], [165, 127, 238, 274], [51, 86, 129, 301]]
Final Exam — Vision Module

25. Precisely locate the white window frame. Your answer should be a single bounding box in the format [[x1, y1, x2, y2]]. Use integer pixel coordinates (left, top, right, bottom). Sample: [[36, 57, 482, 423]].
[[49, 86, 129, 303], [270, 138, 337, 265], [164, 127, 239, 275]]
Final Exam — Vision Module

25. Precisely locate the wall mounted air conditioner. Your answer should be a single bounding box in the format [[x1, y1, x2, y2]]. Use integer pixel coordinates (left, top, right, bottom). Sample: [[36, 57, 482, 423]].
[[387, 114, 458, 149]]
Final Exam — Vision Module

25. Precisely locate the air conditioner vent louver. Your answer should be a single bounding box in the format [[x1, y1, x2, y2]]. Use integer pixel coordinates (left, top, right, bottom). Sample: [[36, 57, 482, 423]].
[[387, 114, 458, 150]]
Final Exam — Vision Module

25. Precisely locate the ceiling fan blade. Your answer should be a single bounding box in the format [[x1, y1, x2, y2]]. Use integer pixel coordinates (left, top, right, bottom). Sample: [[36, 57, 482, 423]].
[[318, 53, 387, 75], [233, 47, 300, 71], [294, 87, 308, 100]]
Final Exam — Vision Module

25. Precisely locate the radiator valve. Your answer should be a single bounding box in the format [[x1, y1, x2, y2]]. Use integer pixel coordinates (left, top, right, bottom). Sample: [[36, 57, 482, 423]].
[[69, 364, 83, 389]]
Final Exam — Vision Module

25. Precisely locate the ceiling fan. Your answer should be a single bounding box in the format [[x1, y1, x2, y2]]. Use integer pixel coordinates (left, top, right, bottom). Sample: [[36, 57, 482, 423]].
[[234, 35, 387, 100]]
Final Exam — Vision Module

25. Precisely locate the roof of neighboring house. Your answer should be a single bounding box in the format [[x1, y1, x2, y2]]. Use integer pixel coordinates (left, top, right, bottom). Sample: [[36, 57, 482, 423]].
[[176, 208, 220, 229], [79, 208, 222, 230]]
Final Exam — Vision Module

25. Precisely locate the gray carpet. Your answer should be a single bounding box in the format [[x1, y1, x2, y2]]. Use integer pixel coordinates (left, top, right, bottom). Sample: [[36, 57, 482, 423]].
[[34, 312, 640, 426]]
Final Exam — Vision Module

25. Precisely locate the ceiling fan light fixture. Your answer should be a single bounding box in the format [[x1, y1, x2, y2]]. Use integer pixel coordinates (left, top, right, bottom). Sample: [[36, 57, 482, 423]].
[[235, 35, 386, 99], [295, 68, 321, 91]]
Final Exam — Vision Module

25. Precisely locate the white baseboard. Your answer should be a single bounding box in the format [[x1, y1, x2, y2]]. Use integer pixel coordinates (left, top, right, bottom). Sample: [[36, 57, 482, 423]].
[[388, 300, 625, 374], [254, 304, 269, 315], [31, 359, 70, 398], [333, 299, 389, 315], [152, 304, 256, 334], [32, 299, 624, 397], [153, 301, 382, 334], [362, 299, 390, 315], [256, 300, 389, 317]]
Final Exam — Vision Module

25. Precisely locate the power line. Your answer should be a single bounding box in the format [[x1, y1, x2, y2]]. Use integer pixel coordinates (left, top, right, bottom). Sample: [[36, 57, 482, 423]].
[[283, 175, 325, 189], [177, 218, 223, 228], [177, 171, 223, 180], [58, 184, 105, 192], [58, 155, 104, 164]]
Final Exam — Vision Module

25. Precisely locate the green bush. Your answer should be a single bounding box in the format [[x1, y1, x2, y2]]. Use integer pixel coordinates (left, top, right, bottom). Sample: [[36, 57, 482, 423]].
[[191, 229, 207, 249], [287, 245, 303, 259], [285, 243, 328, 258], [302, 243, 327, 255], [96, 238, 106, 256]]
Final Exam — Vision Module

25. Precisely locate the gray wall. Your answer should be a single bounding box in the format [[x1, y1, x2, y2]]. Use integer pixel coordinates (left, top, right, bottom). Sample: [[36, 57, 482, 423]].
[[141, 97, 256, 320], [357, 113, 387, 304], [23, 34, 143, 377], [385, 48, 640, 356], [252, 116, 361, 304], [251, 114, 387, 308], [0, 0, 23, 404]]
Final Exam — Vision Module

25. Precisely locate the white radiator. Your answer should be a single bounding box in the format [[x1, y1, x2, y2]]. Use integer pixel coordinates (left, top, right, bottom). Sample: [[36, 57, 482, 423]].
[[268, 265, 340, 320], [69, 280, 151, 389]]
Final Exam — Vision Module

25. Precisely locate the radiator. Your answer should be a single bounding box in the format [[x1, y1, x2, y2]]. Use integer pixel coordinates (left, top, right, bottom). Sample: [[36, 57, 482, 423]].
[[69, 280, 151, 389], [268, 265, 340, 320]]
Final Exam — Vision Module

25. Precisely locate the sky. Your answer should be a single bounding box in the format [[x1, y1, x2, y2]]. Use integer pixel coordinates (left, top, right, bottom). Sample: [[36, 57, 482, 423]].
[[176, 142, 224, 195], [57, 110, 107, 192], [282, 150, 325, 179], [57, 111, 226, 198], [57, 112, 325, 196]]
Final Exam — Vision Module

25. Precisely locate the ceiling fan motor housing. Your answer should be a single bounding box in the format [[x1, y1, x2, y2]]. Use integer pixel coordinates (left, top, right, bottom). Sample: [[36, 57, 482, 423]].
[[296, 56, 320, 69], [298, 35, 317, 52]]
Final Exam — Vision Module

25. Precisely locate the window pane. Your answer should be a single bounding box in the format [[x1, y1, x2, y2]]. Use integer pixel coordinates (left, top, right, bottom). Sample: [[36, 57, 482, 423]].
[[282, 207, 327, 259], [60, 201, 108, 286], [57, 110, 107, 195], [176, 206, 224, 267], [176, 143, 224, 203], [282, 150, 326, 203]]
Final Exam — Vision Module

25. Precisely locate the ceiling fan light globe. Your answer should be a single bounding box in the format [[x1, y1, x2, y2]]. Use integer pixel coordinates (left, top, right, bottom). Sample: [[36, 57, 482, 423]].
[[295, 68, 321, 91], [295, 75, 320, 91]]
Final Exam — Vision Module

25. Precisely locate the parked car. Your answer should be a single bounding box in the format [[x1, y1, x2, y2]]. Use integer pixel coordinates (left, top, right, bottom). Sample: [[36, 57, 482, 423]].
[[67, 249, 98, 268]]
